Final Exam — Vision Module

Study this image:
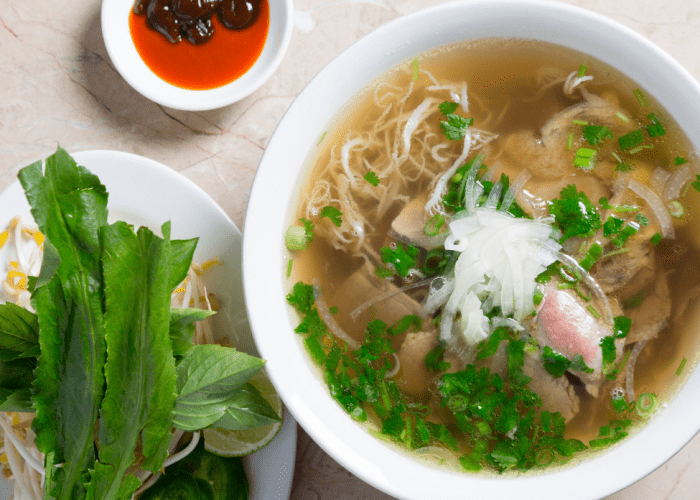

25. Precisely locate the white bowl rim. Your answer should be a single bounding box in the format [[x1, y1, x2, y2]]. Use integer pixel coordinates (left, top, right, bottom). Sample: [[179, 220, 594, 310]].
[[101, 0, 294, 111], [243, 1, 700, 499]]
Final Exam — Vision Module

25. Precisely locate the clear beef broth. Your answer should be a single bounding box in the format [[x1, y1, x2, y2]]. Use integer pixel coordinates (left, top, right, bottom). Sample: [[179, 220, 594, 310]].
[[288, 38, 700, 466]]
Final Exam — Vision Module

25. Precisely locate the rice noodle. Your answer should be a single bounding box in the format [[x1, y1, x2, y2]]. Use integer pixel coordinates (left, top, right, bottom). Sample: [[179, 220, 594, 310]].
[[425, 128, 473, 215], [625, 340, 648, 402], [627, 179, 675, 239], [563, 70, 594, 95], [401, 98, 434, 158], [349, 278, 432, 321], [663, 164, 692, 201], [313, 278, 361, 350]]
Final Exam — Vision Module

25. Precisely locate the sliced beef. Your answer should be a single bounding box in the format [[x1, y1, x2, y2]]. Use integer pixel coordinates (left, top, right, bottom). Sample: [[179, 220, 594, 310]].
[[395, 331, 438, 398], [390, 193, 444, 250], [626, 271, 671, 344], [523, 350, 580, 422]]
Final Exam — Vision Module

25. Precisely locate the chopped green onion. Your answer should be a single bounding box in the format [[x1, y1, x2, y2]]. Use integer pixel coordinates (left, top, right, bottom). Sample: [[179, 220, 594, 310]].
[[572, 119, 589, 126], [424, 213, 445, 236], [566, 133, 573, 150], [575, 283, 592, 302], [600, 248, 631, 261], [692, 175, 700, 192], [618, 130, 644, 151], [286, 225, 309, 251], [646, 113, 666, 137], [611, 152, 623, 163], [412, 58, 419, 81], [587, 305, 601, 318], [635, 393, 657, 417], [628, 144, 654, 155], [667, 200, 685, 218], [579, 242, 603, 271], [305, 335, 327, 364], [533, 288, 544, 306], [578, 64, 588, 78], [674, 156, 688, 166], [286, 259, 293, 277], [612, 221, 640, 248], [318, 131, 327, 144], [611, 394, 628, 413], [676, 357, 687, 376], [651, 232, 662, 245], [633, 88, 647, 107], [615, 111, 630, 123], [574, 147, 597, 170]]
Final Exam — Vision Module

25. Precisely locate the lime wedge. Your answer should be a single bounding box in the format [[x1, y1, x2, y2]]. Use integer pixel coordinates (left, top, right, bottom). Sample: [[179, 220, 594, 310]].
[[203, 369, 282, 457]]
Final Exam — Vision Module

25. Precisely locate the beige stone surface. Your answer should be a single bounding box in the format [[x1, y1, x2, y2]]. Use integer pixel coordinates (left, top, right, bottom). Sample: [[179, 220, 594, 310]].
[[1, 0, 699, 498]]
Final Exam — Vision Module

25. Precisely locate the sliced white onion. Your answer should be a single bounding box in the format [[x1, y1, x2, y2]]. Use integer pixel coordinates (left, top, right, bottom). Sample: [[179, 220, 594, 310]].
[[349, 278, 431, 322], [425, 128, 472, 215], [626, 340, 648, 402], [500, 170, 532, 214], [627, 179, 675, 239], [650, 167, 671, 197], [313, 279, 361, 350], [384, 353, 401, 379], [663, 164, 693, 201]]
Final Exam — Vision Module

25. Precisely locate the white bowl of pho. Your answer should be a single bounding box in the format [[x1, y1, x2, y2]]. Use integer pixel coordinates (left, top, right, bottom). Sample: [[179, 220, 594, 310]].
[[243, 1, 700, 498]]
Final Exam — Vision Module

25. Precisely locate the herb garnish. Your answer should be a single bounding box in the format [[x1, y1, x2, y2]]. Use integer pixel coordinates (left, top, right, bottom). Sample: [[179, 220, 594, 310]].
[[320, 205, 343, 227], [439, 101, 473, 141], [548, 185, 602, 242]]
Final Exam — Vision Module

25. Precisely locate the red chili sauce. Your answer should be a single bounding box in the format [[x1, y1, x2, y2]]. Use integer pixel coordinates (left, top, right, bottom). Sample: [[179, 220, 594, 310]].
[[129, 0, 270, 90]]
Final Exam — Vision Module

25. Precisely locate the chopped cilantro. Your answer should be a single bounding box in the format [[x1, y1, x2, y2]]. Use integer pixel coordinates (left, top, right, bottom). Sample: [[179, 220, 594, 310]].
[[650, 232, 662, 245], [635, 213, 649, 226], [691, 174, 700, 192], [441, 114, 473, 141], [578, 64, 588, 77], [387, 315, 422, 336], [320, 205, 343, 227], [286, 282, 315, 314], [439, 101, 460, 115], [425, 341, 450, 372], [618, 129, 644, 151], [542, 347, 593, 378], [613, 315, 632, 339], [615, 162, 634, 173], [674, 156, 688, 166], [603, 215, 624, 237], [548, 185, 602, 242], [286, 259, 293, 277], [364, 171, 380, 186], [582, 125, 613, 145], [374, 266, 394, 279], [380, 242, 419, 278]]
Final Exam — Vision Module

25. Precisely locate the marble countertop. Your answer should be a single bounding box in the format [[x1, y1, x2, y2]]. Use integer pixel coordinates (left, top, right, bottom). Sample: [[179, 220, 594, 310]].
[[1, 0, 699, 498]]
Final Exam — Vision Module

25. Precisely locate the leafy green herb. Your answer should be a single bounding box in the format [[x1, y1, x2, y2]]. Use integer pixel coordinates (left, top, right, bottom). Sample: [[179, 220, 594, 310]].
[[380, 242, 419, 278], [320, 206, 343, 227], [582, 125, 613, 145], [600, 315, 632, 379], [439, 101, 473, 141], [548, 185, 602, 242], [0, 302, 39, 361], [615, 162, 634, 173], [541, 346, 593, 378], [603, 215, 624, 237], [674, 156, 688, 166], [374, 266, 395, 279], [691, 174, 700, 192], [635, 213, 649, 226], [425, 341, 450, 372], [387, 315, 422, 336], [364, 171, 380, 186], [651, 232, 662, 245]]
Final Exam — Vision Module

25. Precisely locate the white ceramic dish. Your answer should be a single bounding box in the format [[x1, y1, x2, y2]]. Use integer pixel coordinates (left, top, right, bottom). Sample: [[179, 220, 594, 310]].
[[243, 1, 700, 499], [101, 0, 293, 110], [0, 150, 296, 499]]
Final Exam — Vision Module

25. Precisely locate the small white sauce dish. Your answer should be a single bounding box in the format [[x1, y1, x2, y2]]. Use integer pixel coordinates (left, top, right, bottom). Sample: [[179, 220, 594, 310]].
[[101, 0, 293, 111], [243, 1, 700, 499]]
